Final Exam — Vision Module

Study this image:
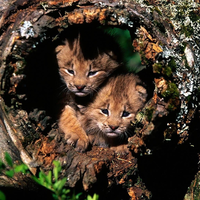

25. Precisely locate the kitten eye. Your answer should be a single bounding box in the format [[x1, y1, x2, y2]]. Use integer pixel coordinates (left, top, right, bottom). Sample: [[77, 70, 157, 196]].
[[122, 111, 130, 117], [66, 69, 74, 75], [88, 71, 98, 77], [101, 109, 109, 115]]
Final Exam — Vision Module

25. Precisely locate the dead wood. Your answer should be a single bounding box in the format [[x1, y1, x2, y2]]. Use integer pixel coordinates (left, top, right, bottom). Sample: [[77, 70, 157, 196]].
[[0, 0, 199, 199]]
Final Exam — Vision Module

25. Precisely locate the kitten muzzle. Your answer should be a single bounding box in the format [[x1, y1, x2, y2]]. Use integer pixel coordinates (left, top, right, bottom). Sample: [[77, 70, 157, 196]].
[[75, 92, 88, 97], [106, 132, 119, 138]]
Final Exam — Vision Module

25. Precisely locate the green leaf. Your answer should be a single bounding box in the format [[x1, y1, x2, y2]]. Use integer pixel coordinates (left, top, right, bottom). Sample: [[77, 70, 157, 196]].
[[53, 160, 61, 181], [32, 175, 53, 192], [4, 152, 13, 167], [75, 192, 82, 199], [52, 193, 59, 200], [5, 169, 14, 178], [62, 188, 70, 195], [86, 194, 99, 200], [46, 171, 52, 185], [32, 176, 42, 185], [35, 171, 46, 186], [93, 194, 99, 200], [39, 170, 46, 181], [37, 171, 54, 191], [61, 194, 67, 200], [14, 164, 29, 174], [42, 172, 52, 189], [0, 190, 6, 200], [53, 160, 61, 169], [53, 178, 67, 191], [87, 196, 92, 200]]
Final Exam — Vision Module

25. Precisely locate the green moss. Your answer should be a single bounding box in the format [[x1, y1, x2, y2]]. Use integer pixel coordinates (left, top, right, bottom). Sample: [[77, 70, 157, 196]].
[[168, 58, 177, 71], [154, 7, 162, 16], [161, 82, 179, 98], [179, 42, 187, 54], [154, 21, 166, 33], [189, 11, 200, 22], [167, 103, 175, 112], [135, 175, 143, 185], [153, 62, 172, 77], [163, 66, 172, 77], [145, 108, 154, 122], [153, 62, 162, 74], [167, 97, 180, 112], [139, 50, 149, 66], [181, 25, 194, 37], [186, 95, 192, 102]]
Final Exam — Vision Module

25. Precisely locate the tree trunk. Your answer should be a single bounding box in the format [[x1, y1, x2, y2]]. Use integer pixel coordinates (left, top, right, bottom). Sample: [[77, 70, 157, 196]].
[[0, 0, 199, 199]]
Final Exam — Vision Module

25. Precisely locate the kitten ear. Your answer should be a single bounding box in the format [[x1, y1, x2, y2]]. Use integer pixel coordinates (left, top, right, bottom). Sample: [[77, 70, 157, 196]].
[[106, 50, 117, 60], [55, 45, 64, 54], [136, 85, 147, 102]]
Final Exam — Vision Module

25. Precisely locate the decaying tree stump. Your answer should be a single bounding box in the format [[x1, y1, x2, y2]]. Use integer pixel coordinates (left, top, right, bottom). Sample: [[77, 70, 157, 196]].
[[0, 0, 199, 199]]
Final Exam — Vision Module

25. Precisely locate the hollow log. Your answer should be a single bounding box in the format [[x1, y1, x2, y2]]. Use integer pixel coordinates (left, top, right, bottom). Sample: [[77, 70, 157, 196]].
[[0, 0, 200, 199]]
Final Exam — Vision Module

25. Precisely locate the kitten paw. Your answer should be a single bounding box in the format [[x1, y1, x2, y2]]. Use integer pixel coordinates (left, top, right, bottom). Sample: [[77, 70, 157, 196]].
[[75, 138, 89, 153], [66, 138, 76, 147], [65, 133, 89, 152]]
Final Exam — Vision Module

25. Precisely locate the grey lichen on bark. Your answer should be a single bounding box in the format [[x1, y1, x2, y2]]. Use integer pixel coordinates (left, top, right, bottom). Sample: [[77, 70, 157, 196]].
[[126, 0, 200, 144]]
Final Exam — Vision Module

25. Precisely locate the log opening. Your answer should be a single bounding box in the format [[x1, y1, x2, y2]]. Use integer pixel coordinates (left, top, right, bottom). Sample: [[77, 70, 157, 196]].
[[0, 0, 199, 199]]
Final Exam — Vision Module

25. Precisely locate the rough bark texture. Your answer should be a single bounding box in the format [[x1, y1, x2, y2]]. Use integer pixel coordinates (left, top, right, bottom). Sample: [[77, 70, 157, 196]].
[[0, 0, 199, 199]]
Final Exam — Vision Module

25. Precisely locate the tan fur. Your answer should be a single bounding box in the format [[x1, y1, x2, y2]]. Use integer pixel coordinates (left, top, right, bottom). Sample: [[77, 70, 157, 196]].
[[56, 35, 120, 97], [78, 74, 147, 154], [59, 105, 89, 152], [57, 32, 121, 152]]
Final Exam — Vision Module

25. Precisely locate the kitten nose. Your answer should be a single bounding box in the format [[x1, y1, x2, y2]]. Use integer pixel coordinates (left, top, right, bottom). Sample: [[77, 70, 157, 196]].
[[109, 125, 119, 131], [75, 85, 85, 91]]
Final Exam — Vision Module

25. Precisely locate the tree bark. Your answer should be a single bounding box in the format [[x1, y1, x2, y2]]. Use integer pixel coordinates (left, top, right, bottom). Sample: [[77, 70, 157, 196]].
[[0, 0, 199, 199]]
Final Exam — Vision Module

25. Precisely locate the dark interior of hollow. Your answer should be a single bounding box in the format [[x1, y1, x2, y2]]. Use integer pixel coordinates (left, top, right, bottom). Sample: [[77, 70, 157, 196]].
[[22, 25, 154, 119], [24, 38, 62, 118]]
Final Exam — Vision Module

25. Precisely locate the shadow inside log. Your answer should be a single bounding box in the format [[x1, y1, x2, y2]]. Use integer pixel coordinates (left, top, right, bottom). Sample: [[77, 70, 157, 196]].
[[24, 39, 62, 118], [0, 185, 53, 200], [138, 143, 198, 200]]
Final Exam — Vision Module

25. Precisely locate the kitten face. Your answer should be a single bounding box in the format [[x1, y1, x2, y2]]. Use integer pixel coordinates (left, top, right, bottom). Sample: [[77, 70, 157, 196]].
[[96, 102, 136, 138], [56, 37, 119, 97], [81, 74, 147, 141]]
